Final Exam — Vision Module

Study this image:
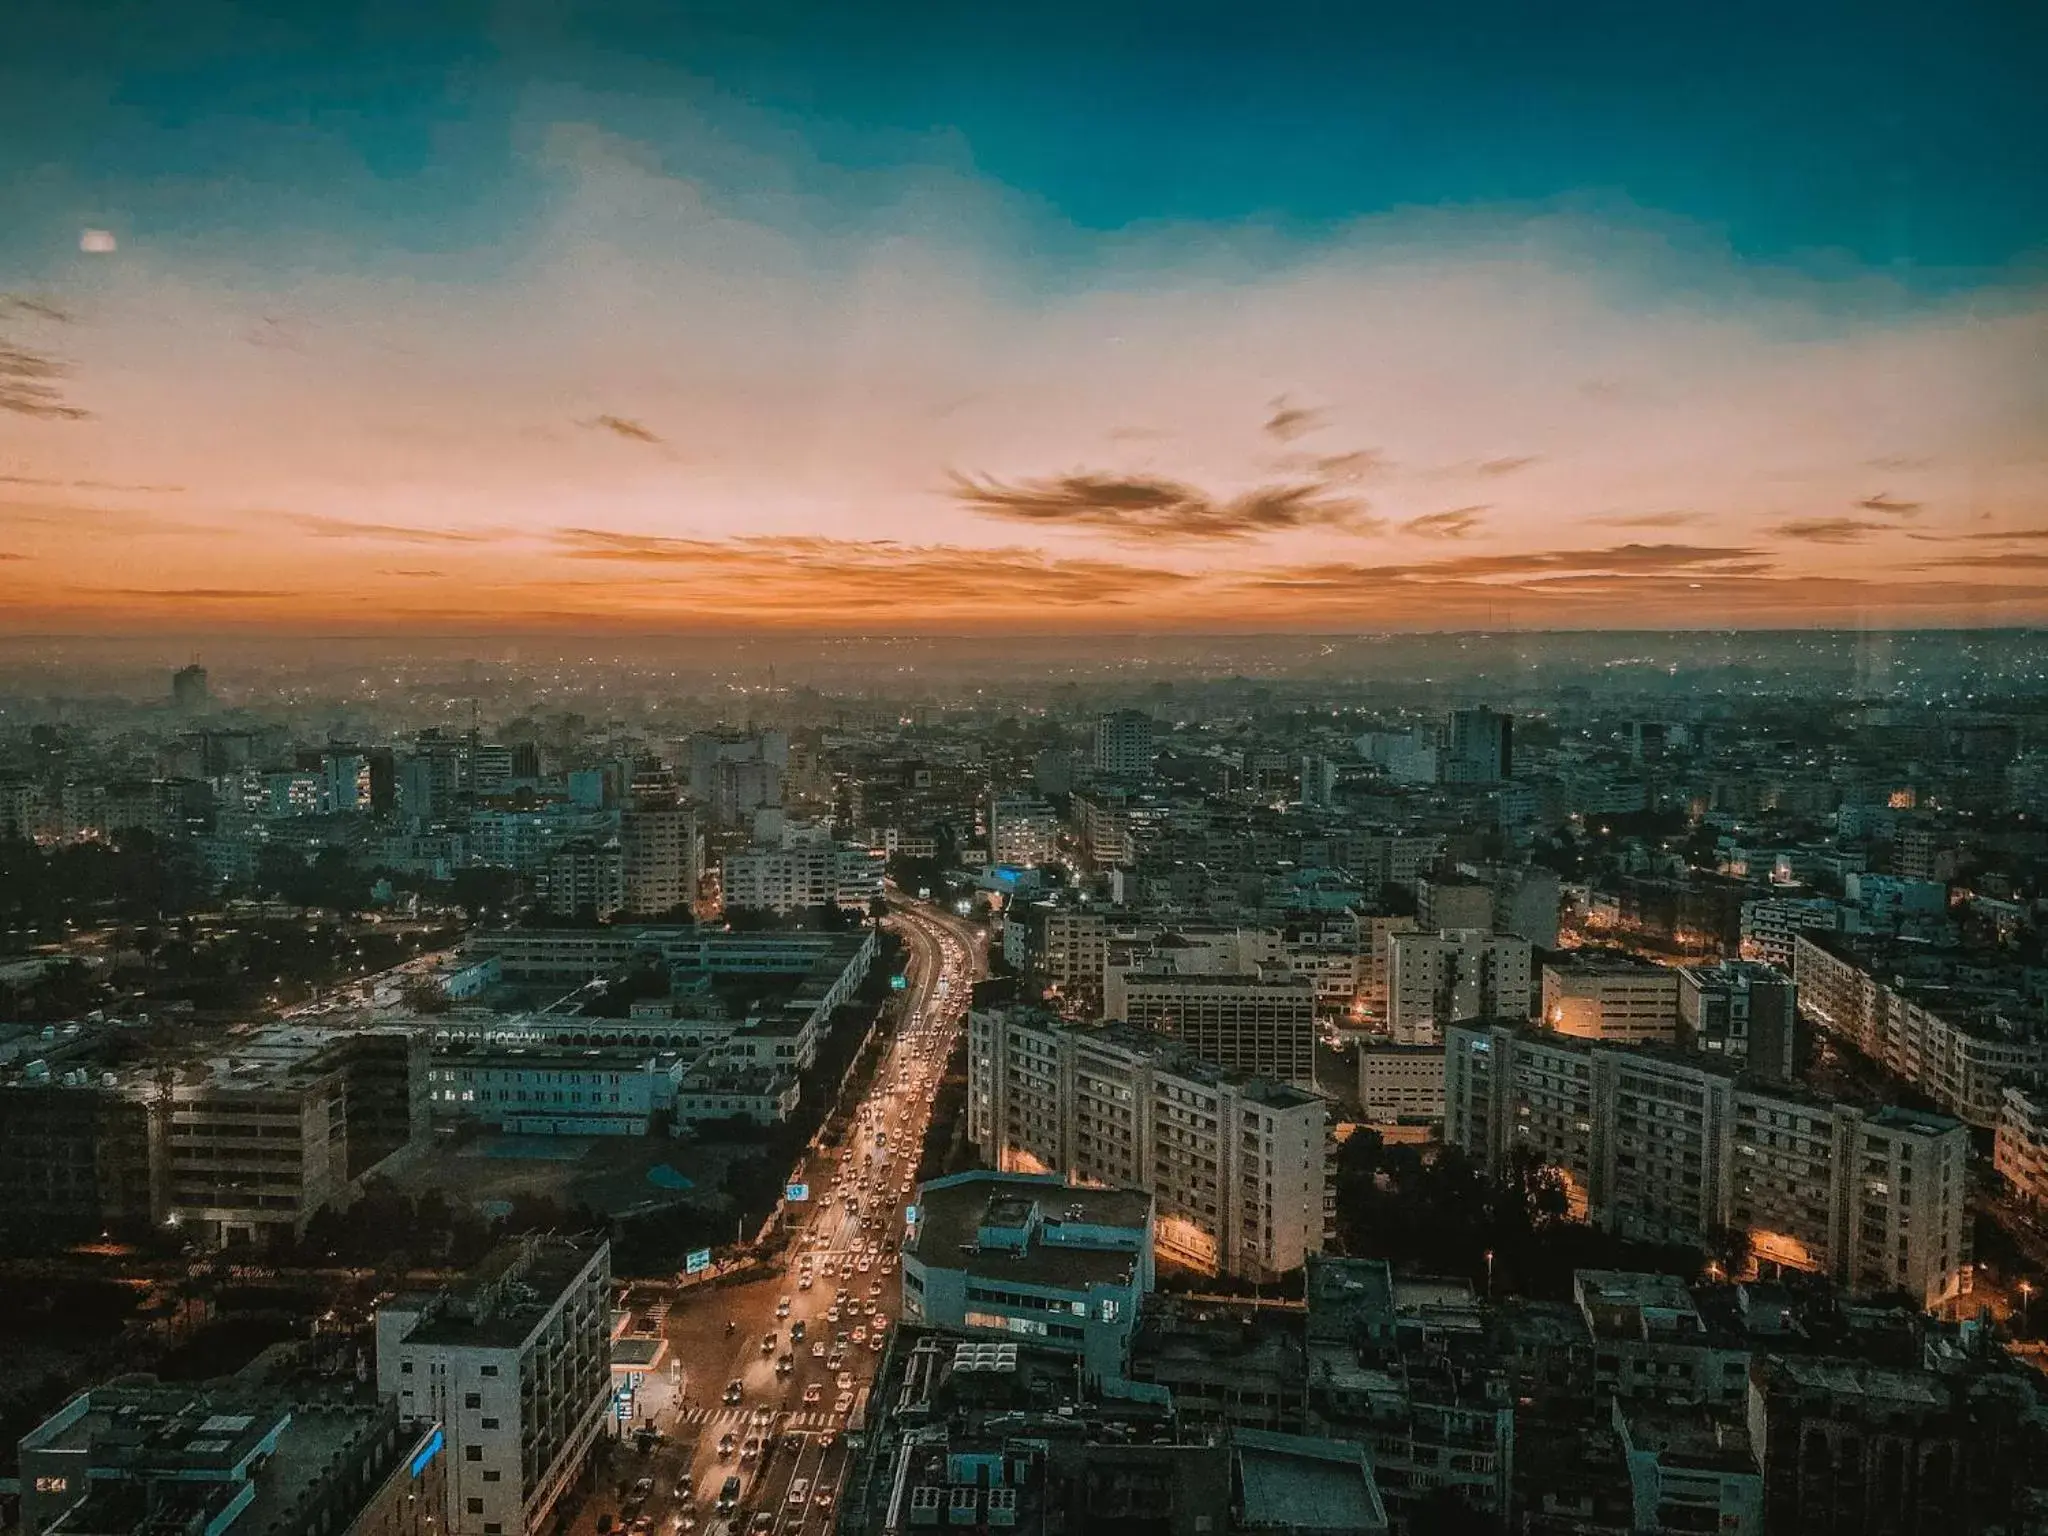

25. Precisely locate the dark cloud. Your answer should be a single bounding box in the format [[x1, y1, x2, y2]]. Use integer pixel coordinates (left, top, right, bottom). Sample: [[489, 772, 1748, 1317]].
[[0, 475, 185, 493], [1232, 544, 1767, 591], [1867, 455, 1933, 471], [282, 513, 498, 545], [0, 297, 71, 324], [0, 551, 26, 561], [588, 414, 663, 444], [1404, 507, 1488, 539], [1907, 526, 2048, 544], [98, 588, 299, 599], [0, 338, 89, 419], [1769, 517, 1891, 544], [380, 568, 447, 578], [1264, 399, 1325, 442], [1857, 493, 1922, 515], [1478, 456, 1539, 476], [949, 470, 1375, 542], [1921, 550, 2048, 570], [1585, 511, 1706, 529]]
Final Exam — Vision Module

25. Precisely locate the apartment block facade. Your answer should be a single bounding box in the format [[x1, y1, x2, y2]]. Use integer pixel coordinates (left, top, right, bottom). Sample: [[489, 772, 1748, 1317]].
[[967, 1009, 1329, 1282], [1116, 972, 1318, 1089], [1386, 928, 1532, 1046], [1540, 950, 1682, 1046], [1445, 1023, 1969, 1308]]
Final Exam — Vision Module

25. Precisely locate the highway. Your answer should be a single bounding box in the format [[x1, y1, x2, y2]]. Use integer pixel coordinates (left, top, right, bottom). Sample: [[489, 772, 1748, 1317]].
[[575, 898, 982, 1536]]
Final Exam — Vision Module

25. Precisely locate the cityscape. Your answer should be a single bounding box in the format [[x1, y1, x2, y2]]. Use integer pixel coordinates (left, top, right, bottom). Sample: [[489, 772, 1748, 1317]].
[[4, 5, 2048, 1536]]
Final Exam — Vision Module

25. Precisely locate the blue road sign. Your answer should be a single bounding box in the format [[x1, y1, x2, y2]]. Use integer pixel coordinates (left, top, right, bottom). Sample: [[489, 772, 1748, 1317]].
[[786, 1182, 810, 1202], [890, 974, 908, 991], [685, 1248, 712, 1275], [904, 1204, 920, 1226]]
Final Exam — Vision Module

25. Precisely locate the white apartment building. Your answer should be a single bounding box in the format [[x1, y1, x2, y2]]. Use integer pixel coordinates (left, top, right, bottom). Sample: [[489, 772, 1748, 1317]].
[[1540, 951, 1680, 1046], [1444, 1024, 1970, 1309], [720, 835, 884, 915], [427, 1047, 683, 1136], [1116, 972, 1318, 1089], [1792, 934, 2048, 1129], [1995, 1087, 2048, 1210], [541, 841, 624, 921], [1739, 896, 1843, 969], [1386, 929, 1533, 1046], [966, 1009, 1329, 1282], [988, 794, 1060, 867], [1358, 1043, 1446, 1126], [1093, 710, 1156, 778], [376, 1236, 612, 1536]]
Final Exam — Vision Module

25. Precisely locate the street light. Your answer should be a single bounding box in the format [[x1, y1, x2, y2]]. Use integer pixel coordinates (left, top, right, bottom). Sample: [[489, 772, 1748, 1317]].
[[2021, 1280, 2034, 1330], [1483, 1249, 1494, 1299]]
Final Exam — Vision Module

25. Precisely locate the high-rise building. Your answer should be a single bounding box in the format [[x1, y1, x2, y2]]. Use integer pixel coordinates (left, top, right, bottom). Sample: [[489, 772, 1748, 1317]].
[[1116, 972, 1318, 1088], [377, 1236, 612, 1536], [170, 663, 209, 712], [1440, 706, 1512, 784], [542, 840, 624, 920], [620, 798, 697, 915], [966, 1009, 1330, 1281], [1540, 950, 1681, 1046], [1386, 929, 1532, 1045], [1677, 960, 1796, 1082], [1092, 709, 1156, 779]]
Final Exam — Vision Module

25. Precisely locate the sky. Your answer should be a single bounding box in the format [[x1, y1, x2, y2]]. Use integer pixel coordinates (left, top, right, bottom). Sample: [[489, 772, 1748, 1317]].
[[2, 0, 2046, 634]]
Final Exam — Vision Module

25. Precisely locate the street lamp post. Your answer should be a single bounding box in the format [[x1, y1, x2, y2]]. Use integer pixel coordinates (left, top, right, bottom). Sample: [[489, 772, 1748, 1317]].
[[2020, 1280, 2034, 1331], [1484, 1249, 1494, 1300]]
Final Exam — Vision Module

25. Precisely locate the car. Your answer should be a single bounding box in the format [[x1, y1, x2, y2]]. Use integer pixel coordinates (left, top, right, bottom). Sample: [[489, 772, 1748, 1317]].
[[633, 1478, 655, 1501], [631, 1518, 655, 1536], [724, 1380, 744, 1405], [871, 1332, 886, 1352], [797, 1274, 813, 1290], [752, 1404, 774, 1425], [804, 1383, 822, 1403], [776, 1354, 793, 1375], [819, 1431, 837, 1451], [835, 1288, 849, 1303], [761, 1331, 777, 1354], [811, 1340, 826, 1357], [834, 1392, 854, 1414], [718, 1475, 742, 1511], [717, 1433, 737, 1459], [750, 1514, 774, 1536], [857, 1258, 872, 1272], [674, 1474, 693, 1499], [788, 1479, 811, 1508], [814, 1489, 836, 1510], [826, 1306, 839, 1323], [790, 1319, 805, 1341], [776, 1295, 791, 1318], [837, 1371, 855, 1390], [852, 1327, 867, 1345], [740, 1436, 761, 1463]]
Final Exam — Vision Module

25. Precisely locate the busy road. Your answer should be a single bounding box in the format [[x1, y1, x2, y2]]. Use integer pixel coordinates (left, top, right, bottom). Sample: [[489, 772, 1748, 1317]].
[[579, 898, 981, 1536]]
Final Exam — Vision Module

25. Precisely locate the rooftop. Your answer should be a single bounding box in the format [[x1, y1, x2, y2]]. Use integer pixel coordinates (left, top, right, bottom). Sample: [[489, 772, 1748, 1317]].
[[394, 1234, 605, 1350], [909, 1173, 1151, 1294]]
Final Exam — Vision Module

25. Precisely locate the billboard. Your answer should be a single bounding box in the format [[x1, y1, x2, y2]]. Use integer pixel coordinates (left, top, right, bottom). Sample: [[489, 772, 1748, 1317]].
[[786, 1182, 810, 1202], [685, 1248, 712, 1275]]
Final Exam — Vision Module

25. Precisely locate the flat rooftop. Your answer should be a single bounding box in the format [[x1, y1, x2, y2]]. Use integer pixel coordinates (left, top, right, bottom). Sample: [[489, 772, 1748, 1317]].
[[399, 1237, 603, 1350], [911, 1174, 1149, 1293], [1234, 1429, 1386, 1535]]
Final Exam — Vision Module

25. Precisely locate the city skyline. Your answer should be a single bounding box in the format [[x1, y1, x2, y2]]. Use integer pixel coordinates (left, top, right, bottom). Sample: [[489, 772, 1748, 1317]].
[[3, 0, 2046, 634]]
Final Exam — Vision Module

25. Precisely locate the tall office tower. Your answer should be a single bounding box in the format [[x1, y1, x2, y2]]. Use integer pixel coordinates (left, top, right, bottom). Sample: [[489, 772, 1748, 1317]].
[[1677, 960, 1797, 1082], [469, 742, 516, 795], [1440, 705, 1513, 784], [620, 798, 697, 915], [399, 738, 465, 828], [988, 793, 1060, 867], [171, 663, 209, 713], [1092, 709, 1156, 778], [1385, 929, 1533, 1045], [1540, 950, 1681, 1045], [1115, 972, 1318, 1088], [377, 1236, 613, 1536], [966, 1008, 1329, 1281]]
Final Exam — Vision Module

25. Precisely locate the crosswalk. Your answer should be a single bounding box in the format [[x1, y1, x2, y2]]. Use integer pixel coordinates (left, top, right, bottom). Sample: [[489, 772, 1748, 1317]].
[[677, 1406, 851, 1433]]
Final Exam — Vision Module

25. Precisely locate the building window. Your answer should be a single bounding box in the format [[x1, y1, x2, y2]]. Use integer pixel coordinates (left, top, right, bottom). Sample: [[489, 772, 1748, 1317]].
[[481, 1417, 499, 1429], [466, 1446, 483, 1462], [483, 1470, 501, 1482], [467, 1498, 485, 1515], [464, 1393, 482, 1409]]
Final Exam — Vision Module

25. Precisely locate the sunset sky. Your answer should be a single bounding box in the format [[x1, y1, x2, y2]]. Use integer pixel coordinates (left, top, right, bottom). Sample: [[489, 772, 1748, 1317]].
[[3, 0, 2046, 634]]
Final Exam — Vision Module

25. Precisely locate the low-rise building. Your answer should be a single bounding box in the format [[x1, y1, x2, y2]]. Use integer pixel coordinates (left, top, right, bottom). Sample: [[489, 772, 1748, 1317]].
[[900, 1171, 1155, 1383], [1357, 1043, 1446, 1127], [1540, 950, 1680, 1046]]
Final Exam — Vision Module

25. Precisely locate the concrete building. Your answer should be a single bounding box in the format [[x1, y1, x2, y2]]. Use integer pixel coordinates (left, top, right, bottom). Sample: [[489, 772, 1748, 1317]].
[[1738, 895, 1842, 968], [1445, 1024, 1971, 1308], [1386, 928, 1532, 1046], [618, 799, 697, 916], [1792, 933, 2048, 1129], [171, 662, 210, 712], [1541, 950, 1681, 1046], [1357, 1043, 1446, 1127], [18, 1381, 445, 1536], [377, 1236, 612, 1536], [967, 1010, 1330, 1281], [988, 793, 1060, 868], [1441, 706, 1513, 785], [1677, 961, 1797, 1083], [719, 830, 884, 915], [900, 1171, 1155, 1383], [540, 840, 623, 920], [1414, 877, 1495, 933], [1093, 709, 1156, 779], [427, 1045, 684, 1136], [1994, 1087, 2048, 1210], [1117, 971, 1318, 1089]]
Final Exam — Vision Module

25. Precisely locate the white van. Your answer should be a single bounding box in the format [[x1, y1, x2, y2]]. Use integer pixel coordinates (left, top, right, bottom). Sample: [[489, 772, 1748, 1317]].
[[788, 1479, 811, 1507]]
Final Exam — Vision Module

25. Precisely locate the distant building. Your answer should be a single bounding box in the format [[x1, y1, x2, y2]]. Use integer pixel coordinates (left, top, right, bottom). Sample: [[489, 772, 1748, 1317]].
[[376, 1236, 612, 1536], [1441, 706, 1512, 784], [170, 662, 209, 712], [1357, 1042, 1445, 1126], [988, 793, 1060, 868], [1093, 709, 1156, 779], [619, 798, 697, 915], [541, 839, 624, 920], [1117, 971, 1318, 1088], [1994, 1087, 2048, 1211], [901, 1171, 1155, 1383]]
